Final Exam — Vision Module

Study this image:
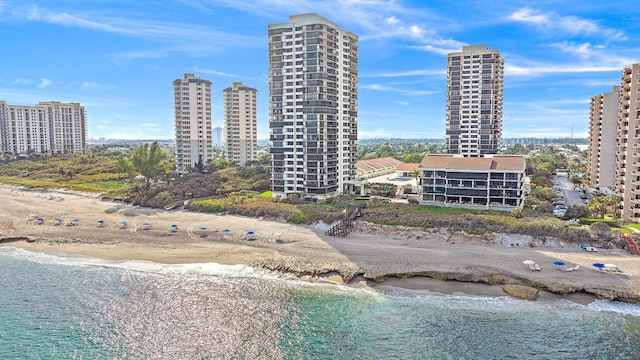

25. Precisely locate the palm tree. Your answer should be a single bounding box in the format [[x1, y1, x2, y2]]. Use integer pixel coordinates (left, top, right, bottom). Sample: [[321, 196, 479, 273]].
[[411, 169, 421, 193]]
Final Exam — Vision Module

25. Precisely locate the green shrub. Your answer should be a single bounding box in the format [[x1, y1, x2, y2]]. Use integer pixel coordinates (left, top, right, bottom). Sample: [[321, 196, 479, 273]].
[[287, 212, 307, 224]]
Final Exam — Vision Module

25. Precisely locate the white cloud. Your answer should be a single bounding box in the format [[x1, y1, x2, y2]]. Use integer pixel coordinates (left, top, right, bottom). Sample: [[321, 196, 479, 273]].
[[11, 78, 31, 85], [549, 41, 595, 60], [508, 8, 547, 23], [362, 83, 438, 96], [38, 78, 52, 88], [21, 5, 260, 51], [396, 101, 410, 106], [385, 16, 398, 25], [508, 7, 626, 41], [506, 63, 623, 77], [193, 67, 241, 77], [82, 82, 100, 90], [409, 25, 425, 38]]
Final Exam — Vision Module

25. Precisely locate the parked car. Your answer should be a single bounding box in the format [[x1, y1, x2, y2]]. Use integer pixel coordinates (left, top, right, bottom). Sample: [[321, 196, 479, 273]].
[[553, 208, 567, 218]]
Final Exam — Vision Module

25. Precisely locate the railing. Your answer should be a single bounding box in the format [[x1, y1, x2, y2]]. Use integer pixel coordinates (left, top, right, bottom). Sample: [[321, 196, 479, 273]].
[[325, 207, 360, 237]]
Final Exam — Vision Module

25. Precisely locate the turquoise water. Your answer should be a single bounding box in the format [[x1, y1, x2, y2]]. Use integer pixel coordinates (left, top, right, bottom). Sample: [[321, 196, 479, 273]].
[[1, 246, 640, 359]]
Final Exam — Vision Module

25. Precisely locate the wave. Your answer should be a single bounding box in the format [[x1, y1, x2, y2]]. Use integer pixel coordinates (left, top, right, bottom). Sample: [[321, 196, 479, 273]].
[[0, 245, 287, 280], [3, 245, 640, 317], [0, 245, 372, 295]]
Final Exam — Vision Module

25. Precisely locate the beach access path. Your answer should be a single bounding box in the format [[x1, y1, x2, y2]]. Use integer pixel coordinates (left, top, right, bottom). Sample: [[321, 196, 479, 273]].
[[1, 184, 639, 303]]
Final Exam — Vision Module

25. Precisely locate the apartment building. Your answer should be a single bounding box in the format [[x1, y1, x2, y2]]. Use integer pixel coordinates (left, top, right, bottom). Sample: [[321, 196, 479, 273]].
[[616, 64, 640, 223], [223, 82, 258, 167], [446, 45, 504, 157], [268, 13, 358, 197], [0, 100, 87, 156], [588, 86, 620, 190], [418, 154, 526, 211], [213, 127, 224, 147], [173, 73, 213, 174]]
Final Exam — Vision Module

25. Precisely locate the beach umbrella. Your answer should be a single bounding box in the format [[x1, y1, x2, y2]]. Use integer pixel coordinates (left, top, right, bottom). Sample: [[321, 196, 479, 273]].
[[223, 229, 230, 233], [120, 221, 128, 228], [522, 260, 536, 265], [171, 224, 178, 229], [592, 263, 605, 270], [553, 261, 565, 266], [200, 226, 208, 231], [247, 231, 255, 235]]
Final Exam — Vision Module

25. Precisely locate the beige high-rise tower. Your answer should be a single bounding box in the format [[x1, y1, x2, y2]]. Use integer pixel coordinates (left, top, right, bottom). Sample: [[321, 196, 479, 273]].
[[616, 64, 640, 223], [268, 13, 358, 197], [173, 73, 213, 174], [0, 100, 87, 156], [588, 86, 619, 190], [446, 45, 504, 157], [223, 82, 258, 167]]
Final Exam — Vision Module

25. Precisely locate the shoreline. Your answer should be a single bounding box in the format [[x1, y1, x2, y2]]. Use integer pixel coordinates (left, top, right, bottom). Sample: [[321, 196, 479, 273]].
[[1, 184, 639, 304], [0, 242, 599, 306]]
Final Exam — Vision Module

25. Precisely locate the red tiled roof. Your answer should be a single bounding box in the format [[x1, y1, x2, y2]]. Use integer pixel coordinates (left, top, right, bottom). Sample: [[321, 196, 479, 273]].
[[396, 163, 420, 171], [418, 154, 525, 171], [356, 157, 403, 173]]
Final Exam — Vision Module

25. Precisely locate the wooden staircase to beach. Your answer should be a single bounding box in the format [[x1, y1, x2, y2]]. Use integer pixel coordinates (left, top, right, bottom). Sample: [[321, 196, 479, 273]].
[[623, 233, 640, 255], [325, 207, 360, 237]]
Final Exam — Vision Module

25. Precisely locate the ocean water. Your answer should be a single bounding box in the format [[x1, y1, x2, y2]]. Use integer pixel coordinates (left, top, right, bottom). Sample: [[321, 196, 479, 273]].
[[1, 247, 640, 360]]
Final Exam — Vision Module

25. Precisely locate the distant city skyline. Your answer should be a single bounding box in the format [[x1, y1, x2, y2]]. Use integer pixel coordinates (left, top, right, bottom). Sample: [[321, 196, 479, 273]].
[[1, 1, 637, 140]]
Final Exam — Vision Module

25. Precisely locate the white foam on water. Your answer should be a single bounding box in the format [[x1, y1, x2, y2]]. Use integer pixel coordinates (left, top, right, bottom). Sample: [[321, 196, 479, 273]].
[[588, 300, 640, 317], [0, 246, 288, 281]]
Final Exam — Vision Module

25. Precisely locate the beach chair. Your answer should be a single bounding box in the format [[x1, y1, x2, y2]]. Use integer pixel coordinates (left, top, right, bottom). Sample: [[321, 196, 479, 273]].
[[97, 220, 105, 227], [245, 231, 257, 241], [170, 224, 179, 232], [563, 264, 580, 272], [120, 221, 128, 229]]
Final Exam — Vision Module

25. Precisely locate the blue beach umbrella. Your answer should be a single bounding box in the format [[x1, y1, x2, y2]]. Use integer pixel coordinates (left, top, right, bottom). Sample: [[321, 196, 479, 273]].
[[553, 261, 565, 266], [171, 224, 178, 228], [247, 231, 255, 235], [223, 229, 230, 233], [200, 226, 208, 231], [592, 263, 605, 270]]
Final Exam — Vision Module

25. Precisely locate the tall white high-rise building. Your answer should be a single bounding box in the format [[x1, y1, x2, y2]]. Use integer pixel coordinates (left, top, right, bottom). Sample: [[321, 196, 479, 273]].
[[173, 73, 213, 174], [615, 64, 640, 223], [212, 126, 223, 146], [588, 86, 620, 190], [268, 13, 358, 197], [223, 82, 258, 167], [0, 100, 87, 156], [446, 45, 504, 157]]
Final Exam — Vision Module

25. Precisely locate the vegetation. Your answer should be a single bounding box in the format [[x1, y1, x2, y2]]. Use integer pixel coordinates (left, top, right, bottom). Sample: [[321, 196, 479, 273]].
[[0, 142, 632, 244]]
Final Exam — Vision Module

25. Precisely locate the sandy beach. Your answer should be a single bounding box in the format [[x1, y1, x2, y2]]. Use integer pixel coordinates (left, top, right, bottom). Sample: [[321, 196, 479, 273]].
[[1, 184, 639, 304]]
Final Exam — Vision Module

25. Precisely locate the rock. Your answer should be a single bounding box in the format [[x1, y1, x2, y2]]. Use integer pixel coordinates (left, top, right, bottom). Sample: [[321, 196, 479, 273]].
[[503, 284, 539, 300]]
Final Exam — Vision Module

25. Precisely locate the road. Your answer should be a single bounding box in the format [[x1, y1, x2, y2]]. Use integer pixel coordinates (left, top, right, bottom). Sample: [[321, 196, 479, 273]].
[[555, 173, 586, 207]]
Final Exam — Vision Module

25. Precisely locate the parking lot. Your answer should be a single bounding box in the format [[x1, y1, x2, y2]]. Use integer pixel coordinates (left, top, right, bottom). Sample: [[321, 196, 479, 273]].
[[552, 173, 587, 217]]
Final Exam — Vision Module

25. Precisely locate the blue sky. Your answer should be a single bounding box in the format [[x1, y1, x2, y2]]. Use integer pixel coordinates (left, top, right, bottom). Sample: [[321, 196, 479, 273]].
[[0, 1, 637, 140]]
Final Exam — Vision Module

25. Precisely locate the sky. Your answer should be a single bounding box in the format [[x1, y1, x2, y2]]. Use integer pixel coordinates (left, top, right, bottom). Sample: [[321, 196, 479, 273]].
[[0, 1, 638, 140]]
